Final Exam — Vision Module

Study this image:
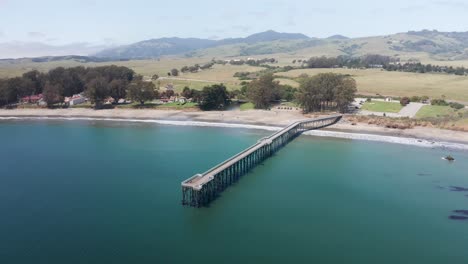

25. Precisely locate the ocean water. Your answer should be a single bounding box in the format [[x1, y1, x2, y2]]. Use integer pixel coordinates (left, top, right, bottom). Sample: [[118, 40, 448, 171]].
[[1, 119, 468, 264]]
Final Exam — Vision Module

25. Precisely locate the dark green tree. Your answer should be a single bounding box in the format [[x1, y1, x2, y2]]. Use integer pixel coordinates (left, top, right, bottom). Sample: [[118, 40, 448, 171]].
[[127, 79, 158, 105], [199, 84, 229, 110], [85, 77, 110, 109], [42, 82, 64, 107], [246, 74, 279, 109], [170, 68, 179, 76], [297, 73, 356, 113], [109, 79, 127, 102]]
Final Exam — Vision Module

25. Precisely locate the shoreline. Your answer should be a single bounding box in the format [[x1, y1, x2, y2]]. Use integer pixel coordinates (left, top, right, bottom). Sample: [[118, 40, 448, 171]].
[[1, 108, 468, 151]]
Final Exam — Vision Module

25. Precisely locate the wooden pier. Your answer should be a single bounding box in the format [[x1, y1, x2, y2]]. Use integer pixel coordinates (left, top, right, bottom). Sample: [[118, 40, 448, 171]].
[[181, 115, 343, 207]]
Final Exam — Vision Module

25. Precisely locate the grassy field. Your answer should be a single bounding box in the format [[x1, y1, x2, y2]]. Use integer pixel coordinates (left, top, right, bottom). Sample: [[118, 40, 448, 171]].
[[2, 56, 468, 102], [361, 101, 403, 113], [239, 102, 255, 111], [415, 105, 457, 118], [278, 68, 468, 102], [0, 57, 211, 78]]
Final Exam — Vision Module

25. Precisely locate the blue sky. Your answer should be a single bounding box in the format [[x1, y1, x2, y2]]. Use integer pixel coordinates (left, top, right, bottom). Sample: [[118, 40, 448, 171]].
[[1, 0, 468, 45]]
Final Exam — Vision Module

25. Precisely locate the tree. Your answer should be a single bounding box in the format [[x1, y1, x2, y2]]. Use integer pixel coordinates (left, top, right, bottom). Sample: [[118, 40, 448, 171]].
[[400, 97, 411, 106], [127, 79, 157, 105], [22, 70, 45, 94], [85, 77, 110, 109], [278, 85, 297, 102], [42, 82, 64, 107], [171, 69, 179, 77], [8, 77, 35, 101], [246, 74, 279, 109], [296, 73, 356, 113], [334, 77, 357, 113], [109, 79, 127, 102], [151, 74, 159, 80], [0, 79, 16, 106], [199, 84, 229, 110], [182, 86, 192, 98]]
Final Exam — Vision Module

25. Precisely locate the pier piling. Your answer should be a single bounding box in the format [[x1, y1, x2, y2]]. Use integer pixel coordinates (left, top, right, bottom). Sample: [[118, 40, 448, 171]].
[[181, 115, 342, 207]]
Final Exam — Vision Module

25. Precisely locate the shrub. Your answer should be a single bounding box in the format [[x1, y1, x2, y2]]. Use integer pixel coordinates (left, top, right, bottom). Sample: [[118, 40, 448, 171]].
[[431, 99, 448, 106], [449, 102, 465, 110], [400, 97, 410, 106]]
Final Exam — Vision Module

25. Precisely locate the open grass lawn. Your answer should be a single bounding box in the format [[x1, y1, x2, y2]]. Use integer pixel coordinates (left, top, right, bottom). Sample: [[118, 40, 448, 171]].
[[415, 105, 456, 118], [157, 102, 198, 109], [239, 102, 255, 111], [361, 101, 403, 113], [116, 102, 198, 110], [278, 68, 468, 102]]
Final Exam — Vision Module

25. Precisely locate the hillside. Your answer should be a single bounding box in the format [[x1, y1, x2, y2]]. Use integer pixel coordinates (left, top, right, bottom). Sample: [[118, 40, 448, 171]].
[[95, 29, 468, 62], [95, 30, 311, 59]]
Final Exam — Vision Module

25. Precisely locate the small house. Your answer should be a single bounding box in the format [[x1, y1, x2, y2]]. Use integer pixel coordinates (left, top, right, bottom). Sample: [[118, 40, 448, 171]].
[[178, 97, 187, 104], [21, 94, 43, 104], [64, 94, 86, 106]]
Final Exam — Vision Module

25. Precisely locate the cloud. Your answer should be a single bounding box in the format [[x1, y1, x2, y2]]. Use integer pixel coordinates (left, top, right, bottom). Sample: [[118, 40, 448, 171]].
[[28, 32, 46, 38]]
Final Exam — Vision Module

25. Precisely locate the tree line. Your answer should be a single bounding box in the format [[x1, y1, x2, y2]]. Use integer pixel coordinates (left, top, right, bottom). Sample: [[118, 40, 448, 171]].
[[243, 73, 356, 113], [303, 55, 468, 76], [0, 65, 161, 108]]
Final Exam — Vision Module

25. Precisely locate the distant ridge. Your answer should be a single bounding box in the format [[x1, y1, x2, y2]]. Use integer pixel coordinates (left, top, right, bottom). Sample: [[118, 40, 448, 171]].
[[94, 30, 310, 59], [4, 29, 468, 61], [327, 34, 349, 40]]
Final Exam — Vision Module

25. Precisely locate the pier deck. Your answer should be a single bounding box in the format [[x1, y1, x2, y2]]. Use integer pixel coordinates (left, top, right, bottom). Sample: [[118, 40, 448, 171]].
[[181, 115, 342, 207]]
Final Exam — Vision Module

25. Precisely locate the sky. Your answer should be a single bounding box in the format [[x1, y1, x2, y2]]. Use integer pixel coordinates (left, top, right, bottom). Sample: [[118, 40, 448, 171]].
[[1, 0, 468, 45]]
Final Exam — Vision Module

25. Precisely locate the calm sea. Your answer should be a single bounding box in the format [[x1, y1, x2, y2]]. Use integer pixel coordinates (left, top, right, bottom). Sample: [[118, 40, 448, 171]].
[[1, 120, 468, 264]]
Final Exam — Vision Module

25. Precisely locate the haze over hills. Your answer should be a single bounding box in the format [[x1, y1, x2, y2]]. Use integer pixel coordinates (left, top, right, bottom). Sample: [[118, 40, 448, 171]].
[[2, 30, 468, 62], [93, 29, 468, 61], [0, 42, 113, 60], [94, 30, 311, 59]]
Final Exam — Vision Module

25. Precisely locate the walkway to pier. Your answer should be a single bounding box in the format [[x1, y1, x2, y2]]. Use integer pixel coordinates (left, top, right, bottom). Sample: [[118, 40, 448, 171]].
[[181, 115, 343, 207]]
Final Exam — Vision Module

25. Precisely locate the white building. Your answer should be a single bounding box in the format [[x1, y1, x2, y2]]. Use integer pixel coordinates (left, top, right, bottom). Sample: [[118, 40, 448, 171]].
[[65, 94, 86, 106]]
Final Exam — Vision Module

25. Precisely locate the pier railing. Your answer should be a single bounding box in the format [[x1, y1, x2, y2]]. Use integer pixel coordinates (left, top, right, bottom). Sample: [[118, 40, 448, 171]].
[[181, 115, 342, 207]]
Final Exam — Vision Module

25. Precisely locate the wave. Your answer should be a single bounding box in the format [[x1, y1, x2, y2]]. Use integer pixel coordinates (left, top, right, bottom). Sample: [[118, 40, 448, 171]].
[[1, 116, 468, 151]]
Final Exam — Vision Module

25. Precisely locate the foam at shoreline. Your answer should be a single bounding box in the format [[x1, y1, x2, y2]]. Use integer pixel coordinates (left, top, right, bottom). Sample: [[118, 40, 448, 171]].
[[1, 116, 468, 151]]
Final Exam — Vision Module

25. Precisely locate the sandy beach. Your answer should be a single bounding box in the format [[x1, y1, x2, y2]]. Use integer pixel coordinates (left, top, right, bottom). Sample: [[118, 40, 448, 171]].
[[1, 108, 468, 146]]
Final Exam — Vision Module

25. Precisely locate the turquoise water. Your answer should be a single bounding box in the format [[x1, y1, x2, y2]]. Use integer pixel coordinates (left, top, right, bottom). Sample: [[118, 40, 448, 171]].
[[1, 120, 468, 264]]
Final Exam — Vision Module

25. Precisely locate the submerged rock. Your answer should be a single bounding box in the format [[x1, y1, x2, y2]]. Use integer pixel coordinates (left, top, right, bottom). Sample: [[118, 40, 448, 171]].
[[449, 215, 468, 220], [453, 210, 468, 216], [449, 186, 468, 192]]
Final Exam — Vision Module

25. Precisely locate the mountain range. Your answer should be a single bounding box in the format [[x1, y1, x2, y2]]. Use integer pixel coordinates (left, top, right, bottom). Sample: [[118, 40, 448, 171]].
[[2, 30, 468, 61], [94, 30, 311, 59]]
